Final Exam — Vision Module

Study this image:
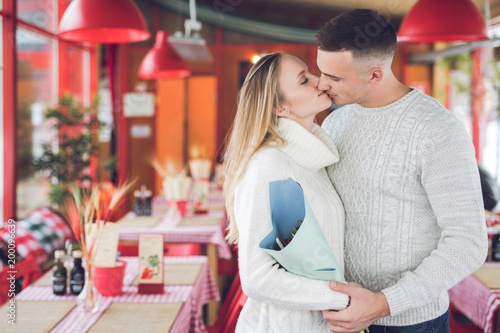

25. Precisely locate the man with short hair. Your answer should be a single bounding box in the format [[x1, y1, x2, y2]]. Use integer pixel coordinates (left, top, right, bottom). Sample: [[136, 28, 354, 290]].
[[317, 9, 488, 333]]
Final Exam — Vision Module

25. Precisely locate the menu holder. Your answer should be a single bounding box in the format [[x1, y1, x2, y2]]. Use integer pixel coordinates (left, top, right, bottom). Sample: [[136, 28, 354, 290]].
[[0, 300, 76, 333], [138, 234, 164, 294], [87, 302, 183, 333]]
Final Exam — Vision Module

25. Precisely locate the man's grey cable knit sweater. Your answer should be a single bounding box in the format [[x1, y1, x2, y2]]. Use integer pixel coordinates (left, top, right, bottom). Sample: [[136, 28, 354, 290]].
[[322, 88, 488, 326]]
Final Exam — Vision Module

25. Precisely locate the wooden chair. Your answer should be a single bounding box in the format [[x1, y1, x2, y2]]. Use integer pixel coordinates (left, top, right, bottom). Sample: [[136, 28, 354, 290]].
[[0, 256, 42, 305], [207, 272, 247, 333], [117, 243, 201, 257]]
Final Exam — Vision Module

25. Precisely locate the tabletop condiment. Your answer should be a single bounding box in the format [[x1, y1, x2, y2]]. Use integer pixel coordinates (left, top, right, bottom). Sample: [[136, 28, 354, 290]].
[[70, 250, 85, 295], [143, 190, 152, 216], [491, 233, 500, 262], [134, 185, 152, 216], [52, 250, 67, 295]]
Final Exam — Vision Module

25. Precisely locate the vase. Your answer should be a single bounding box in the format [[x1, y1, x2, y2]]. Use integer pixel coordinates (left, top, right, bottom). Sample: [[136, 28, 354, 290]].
[[77, 267, 102, 313]]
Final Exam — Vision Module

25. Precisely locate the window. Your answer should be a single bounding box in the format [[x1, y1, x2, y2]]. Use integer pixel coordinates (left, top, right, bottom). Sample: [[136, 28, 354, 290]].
[[61, 44, 87, 102], [16, 28, 56, 216], [2, 0, 97, 218], [17, 0, 56, 33]]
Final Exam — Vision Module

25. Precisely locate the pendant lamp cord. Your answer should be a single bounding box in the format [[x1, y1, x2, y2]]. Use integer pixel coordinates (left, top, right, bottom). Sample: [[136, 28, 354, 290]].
[[185, 0, 201, 38], [485, 0, 491, 30], [189, 0, 197, 24]]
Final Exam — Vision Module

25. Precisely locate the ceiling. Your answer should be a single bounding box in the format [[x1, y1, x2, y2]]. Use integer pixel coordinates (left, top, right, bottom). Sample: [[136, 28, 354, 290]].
[[147, 0, 500, 47], [233, 0, 420, 17], [223, 0, 499, 17], [194, 0, 500, 29]]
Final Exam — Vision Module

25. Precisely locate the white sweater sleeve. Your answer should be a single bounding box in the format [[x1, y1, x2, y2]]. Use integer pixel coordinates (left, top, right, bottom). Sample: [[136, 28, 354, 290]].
[[381, 114, 488, 316], [235, 149, 349, 311]]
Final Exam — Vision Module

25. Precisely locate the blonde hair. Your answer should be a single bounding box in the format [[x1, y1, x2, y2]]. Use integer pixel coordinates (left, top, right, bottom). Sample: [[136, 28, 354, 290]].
[[224, 52, 286, 245]]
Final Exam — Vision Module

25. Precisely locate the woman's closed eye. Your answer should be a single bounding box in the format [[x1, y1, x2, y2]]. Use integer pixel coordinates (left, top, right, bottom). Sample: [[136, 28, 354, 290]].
[[301, 77, 309, 85]]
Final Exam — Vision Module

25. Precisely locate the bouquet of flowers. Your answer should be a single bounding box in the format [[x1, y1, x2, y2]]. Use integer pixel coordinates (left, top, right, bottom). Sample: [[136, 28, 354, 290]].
[[259, 178, 345, 282]]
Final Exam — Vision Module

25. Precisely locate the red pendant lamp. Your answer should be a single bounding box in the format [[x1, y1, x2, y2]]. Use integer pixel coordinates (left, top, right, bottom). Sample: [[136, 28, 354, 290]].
[[398, 0, 489, 43], [59, 0, 150, 44], [138, 31, 191, 79]]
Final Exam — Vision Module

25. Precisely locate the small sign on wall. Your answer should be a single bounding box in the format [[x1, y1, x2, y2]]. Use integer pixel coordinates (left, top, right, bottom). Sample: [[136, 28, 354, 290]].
[[124, 92, 155, 117], [130, 125, 152, 138]]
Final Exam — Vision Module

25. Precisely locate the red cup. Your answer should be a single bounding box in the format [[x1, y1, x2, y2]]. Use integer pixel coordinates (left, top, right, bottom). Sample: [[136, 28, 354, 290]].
[[93, 260, 126, 297], [176, 200, 187, 217]]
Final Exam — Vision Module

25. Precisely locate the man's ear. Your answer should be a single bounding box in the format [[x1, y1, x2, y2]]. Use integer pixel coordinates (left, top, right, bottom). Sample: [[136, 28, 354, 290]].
[[368, 67, 383, 84]]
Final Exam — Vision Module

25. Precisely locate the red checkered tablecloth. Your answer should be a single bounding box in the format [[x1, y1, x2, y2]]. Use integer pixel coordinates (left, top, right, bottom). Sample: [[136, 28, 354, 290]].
[[14, 256, 219, 333], [0, 225, 49, 267], [449, 262, 500, 333], [119, 209, 232, 260]]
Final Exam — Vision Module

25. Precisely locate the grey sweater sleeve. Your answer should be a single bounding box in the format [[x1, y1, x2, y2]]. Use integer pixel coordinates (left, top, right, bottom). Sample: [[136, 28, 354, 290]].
[[381, 114, 488, 316]]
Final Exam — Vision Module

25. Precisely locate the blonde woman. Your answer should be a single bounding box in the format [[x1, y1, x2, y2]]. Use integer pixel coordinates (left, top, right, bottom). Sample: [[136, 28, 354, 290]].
[[224, 52, 349, 333]]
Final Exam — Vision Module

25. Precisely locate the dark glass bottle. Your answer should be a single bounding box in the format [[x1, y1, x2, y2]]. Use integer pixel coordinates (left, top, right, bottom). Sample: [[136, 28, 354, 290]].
[[52, 250, 67, 295], [143, 190, 152, 216], [70, 250, 85, 295], [133, 191, 143, 216], [492, 233, 500, 262]]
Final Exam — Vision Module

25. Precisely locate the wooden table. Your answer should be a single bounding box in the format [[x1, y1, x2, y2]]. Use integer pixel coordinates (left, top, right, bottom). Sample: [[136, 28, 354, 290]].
[[449, 262, 500, 333], [0, 256, 219, 333]]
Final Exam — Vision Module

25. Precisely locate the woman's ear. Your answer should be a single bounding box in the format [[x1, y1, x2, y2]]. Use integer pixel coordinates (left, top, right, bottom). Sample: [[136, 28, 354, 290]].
[[275, 105, 290, 117]]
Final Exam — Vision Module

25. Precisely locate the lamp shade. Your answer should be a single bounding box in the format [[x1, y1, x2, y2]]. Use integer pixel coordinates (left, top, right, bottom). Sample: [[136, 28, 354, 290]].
[[398, 0, 489, 43], [138, 31, 191, 79], [59, 0, 150, 44]]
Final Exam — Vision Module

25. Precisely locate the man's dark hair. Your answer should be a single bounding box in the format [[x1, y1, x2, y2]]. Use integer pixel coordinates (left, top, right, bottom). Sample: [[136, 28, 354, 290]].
[[316, 9, 397, 61]]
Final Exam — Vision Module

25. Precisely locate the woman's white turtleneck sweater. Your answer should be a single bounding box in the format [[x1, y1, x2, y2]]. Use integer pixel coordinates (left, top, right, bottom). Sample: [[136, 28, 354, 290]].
[[234, 118, 349, 333]]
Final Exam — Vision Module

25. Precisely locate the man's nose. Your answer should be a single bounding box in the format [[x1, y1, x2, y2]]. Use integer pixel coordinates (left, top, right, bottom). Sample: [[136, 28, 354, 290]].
[[317, 74, 330, 91]]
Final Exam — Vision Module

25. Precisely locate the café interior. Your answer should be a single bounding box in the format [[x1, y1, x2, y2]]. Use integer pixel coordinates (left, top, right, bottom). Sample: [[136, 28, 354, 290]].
[[2, 0, 500, 332]]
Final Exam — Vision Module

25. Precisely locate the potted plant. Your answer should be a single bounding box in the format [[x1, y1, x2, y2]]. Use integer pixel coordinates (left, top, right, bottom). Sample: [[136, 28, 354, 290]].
[[33, 94, 102, 209]]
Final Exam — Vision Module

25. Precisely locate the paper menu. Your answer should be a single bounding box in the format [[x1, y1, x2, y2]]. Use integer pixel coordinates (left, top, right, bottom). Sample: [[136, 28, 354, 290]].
[[88, 221, 120, 267], [138, 234, 164, 285]]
